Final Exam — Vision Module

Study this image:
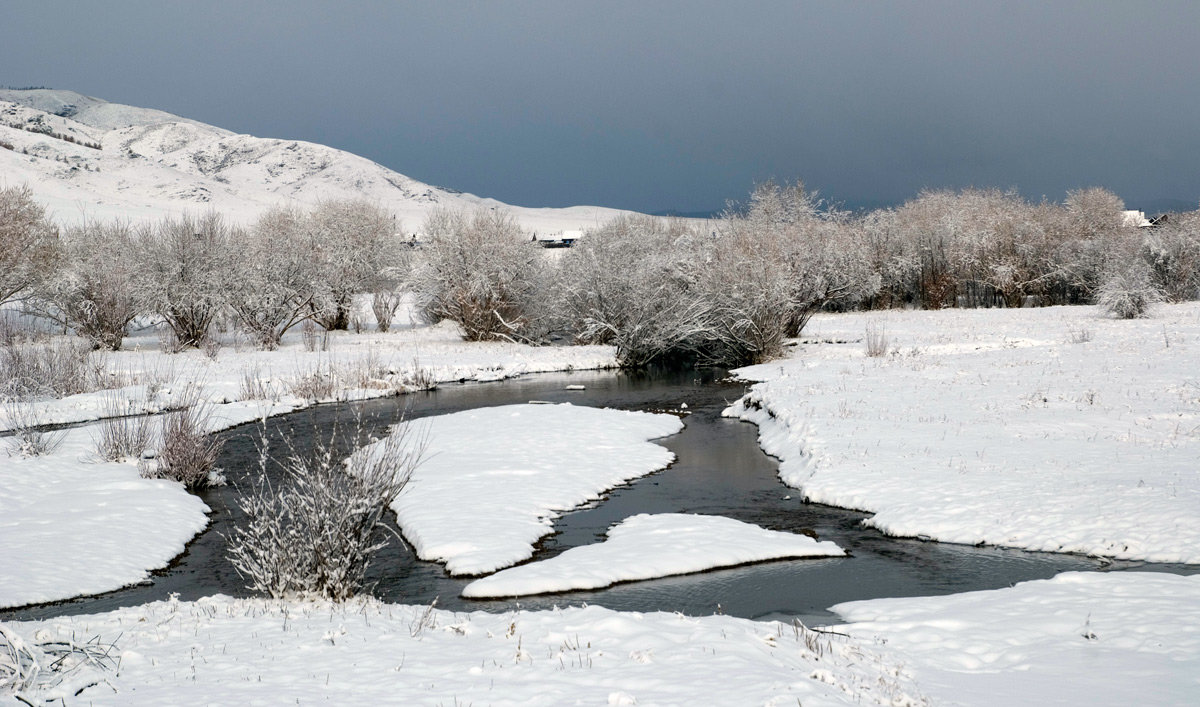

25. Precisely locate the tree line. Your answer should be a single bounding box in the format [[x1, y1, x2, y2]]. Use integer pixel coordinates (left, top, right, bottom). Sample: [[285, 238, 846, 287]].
[[2, 181, 1198, 368]]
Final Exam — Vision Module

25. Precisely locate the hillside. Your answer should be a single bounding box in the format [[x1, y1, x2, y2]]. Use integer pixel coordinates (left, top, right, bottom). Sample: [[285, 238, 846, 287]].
[[0, 88, 631, 233]]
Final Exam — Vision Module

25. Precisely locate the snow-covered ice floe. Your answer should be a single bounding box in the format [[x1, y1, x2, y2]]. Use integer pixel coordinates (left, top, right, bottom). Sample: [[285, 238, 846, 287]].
[[462, 512, 844, 598], [2, 594, 925, 706], [0, 428, 208, 609], [725, 303, 1200, 563], [373, 403, 684, 576], [834, 571, 1200, 706]]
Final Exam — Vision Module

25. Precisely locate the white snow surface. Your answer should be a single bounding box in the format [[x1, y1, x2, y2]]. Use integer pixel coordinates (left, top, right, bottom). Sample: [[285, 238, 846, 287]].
[[0, 318, 616, 609], [834, 571, 1200, 706], [0, 428, 208, 609], [2, 595, 926, 706], [725, 303, 1200, 563], [0, 88, 638, 233], [462, 512, 845, 598], [374, 404, 683, 576]]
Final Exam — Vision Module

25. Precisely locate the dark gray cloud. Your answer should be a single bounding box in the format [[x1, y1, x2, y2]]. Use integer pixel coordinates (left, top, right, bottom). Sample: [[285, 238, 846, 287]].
[[3, 0, 1198, 213]]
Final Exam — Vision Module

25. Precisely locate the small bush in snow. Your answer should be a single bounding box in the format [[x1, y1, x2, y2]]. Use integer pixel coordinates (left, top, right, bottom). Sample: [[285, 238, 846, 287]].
[[0, 623, 118, 701], [372, 289, 403, 332], [143, 402, 223, 491], [226, 415, 422, 601], [93, 392, 156, 462], [4, 400, 66, 457], [864, 319, 889, 357], [1096, 258, 1163, 319]]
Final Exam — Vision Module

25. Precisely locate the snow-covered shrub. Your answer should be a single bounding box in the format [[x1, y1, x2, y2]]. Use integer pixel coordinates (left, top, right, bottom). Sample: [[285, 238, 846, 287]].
[[226, 417, 421, 601], [93, 392, 155, 462], [227, 207, 320, 349], [143, 402, 223, 491], [32, 220, 141, 350], [0, 184, 58, 305], [0, 338, 102, 400], [306, 200, 399, 330], [557, 215, 709, 366], [287, 360, 339, 401], [371, 288, 403, 332], [864, 319, 889, 357], [411, 209, 550, 342], [3, 400, 66, 456], [135, 212, 236, 349], [1096, 257, 1163, 319], [1141, 212, 1200, 302], [0, 623, 118, 701]]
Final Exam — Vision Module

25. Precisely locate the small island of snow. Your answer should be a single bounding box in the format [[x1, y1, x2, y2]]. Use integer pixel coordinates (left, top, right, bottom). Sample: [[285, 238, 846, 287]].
[[462, 513, 845, 598]]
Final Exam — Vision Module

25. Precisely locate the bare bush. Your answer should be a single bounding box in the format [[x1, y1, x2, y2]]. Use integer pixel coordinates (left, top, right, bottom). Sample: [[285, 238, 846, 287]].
[[372, 289, 403, 332], [93, 392, 156, 462], [226, 415, 423, 601], [4, 400, 66, 457], [238, 365, 283, 402], [142, 402, 223, 490], [227, 207, 319, 350], [0, 338, 103, 400], [287, 361, 339, 401], [33, 220, 141, 350], [0, 184, 59, 305], [1097, 257, 1163, 319], [412, 209, 551, 342], [865, 319, 889, 357], [301, 320, 329, 352]]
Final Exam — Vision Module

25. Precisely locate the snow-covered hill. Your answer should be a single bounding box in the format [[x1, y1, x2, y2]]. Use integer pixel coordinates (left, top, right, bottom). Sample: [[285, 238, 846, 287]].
[[0, 88, 631, 233]]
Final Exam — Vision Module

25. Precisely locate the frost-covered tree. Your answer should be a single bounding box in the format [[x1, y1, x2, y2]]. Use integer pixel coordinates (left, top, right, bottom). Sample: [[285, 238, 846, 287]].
[[135, 212, 235, 349], [227, 207, 320, 349], [557, 215, 711, 366], [411, 209, 549, 342], [34, 220, 140, 350], [0, 185, 58, 304], [1097, 256, 1163, 319], [1141, 210, 1200, 302], [306, 200, 399, 330]]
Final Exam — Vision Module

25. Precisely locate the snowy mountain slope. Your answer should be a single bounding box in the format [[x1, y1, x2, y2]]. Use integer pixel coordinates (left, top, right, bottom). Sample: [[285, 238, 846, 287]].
[[0, 88, 631, 232]]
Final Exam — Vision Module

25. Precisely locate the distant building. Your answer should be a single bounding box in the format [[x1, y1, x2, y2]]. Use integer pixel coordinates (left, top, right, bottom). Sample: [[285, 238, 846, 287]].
[[1122, 210, 1152, 228], [534, 229, 583, 248]]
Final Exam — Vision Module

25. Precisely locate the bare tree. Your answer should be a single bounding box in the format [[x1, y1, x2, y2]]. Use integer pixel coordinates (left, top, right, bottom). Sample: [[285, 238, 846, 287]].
[[33, 220, 140, 350], [135, 212, 235, 349], [306, 200, 399, 330], [227, 207, 319, 349], [411, 208, 550, 342], [0, 185, 58, 305]]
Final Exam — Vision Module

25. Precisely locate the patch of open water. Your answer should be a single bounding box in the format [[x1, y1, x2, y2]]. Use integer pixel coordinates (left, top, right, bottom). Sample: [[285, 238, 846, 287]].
[[4, 368, 1193, 625]]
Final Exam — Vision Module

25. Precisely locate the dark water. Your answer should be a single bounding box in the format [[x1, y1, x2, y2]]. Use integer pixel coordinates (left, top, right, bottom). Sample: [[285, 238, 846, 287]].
[[4, 368, 1194, 625]]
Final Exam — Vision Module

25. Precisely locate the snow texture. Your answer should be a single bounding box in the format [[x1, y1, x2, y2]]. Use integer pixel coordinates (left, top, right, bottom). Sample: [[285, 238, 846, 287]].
[[379, 404, 684, 575], [834, 571, 1200, 706], [462, 512, 845, 598], [0, 88, 636, 234], [0, 428, 208, 609], [725, 303, 1200, 563], [2, 595, 925, 706]]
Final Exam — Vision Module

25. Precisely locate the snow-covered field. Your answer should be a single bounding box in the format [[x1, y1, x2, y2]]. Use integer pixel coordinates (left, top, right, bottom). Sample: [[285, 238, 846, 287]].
[[378, 403, 683, 576], [4, 303, 1200, 704], [726, 303, 1200, 563], [462, 512, 845, 598]]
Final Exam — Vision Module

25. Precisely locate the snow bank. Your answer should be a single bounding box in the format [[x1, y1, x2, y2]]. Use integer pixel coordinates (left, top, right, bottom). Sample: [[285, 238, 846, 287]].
[[462, 513, 844, 598], [725, 303, 1200, 563], [835, 571, 1200, 706], [2, 595, 924, 705], [381, 404, 684, 575], [0, 428, 209, 609]]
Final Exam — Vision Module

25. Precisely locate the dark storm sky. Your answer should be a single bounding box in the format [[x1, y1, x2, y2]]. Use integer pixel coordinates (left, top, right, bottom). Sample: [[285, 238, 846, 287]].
[[3, 1, 1198, 214]]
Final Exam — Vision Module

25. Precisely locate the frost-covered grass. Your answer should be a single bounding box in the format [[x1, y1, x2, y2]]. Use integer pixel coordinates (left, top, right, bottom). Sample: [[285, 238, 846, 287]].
[[726, 302, 1200, 563], [462, 513, 845, 598], [1, 595, 926, 706]]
